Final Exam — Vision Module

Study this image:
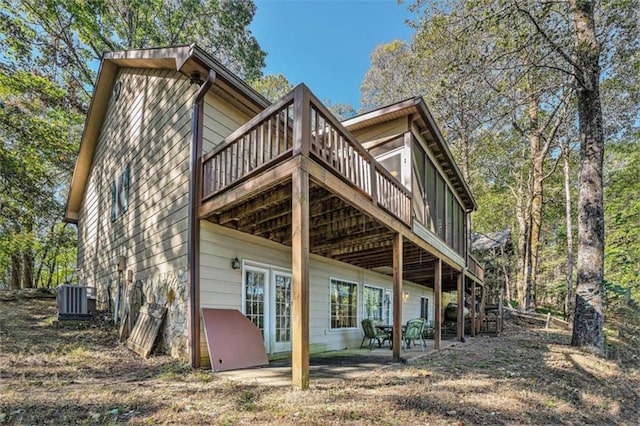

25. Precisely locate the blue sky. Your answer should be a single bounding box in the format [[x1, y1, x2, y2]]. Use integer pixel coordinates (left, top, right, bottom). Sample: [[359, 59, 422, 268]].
[[251, 0, 416, 111]]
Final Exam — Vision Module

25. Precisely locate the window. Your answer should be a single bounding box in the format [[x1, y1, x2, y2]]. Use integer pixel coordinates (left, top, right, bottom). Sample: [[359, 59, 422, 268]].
[[458, 204, 465, 255], [420, 297, 429, 321], [412, 144, 426, 224], [330, 278, 358, 329], [111, 164, 130, 220], [384, 289, 393, 325], [446, 187, 453, 246], [363, 285, 384, 321], [436, 174, 445, 239], [426, 158, 437, 231]]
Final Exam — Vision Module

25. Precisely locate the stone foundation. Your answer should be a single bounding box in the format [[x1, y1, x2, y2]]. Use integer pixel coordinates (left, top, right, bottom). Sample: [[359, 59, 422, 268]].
[[138, 267, 189, 360], [95, 267, 190, 361]]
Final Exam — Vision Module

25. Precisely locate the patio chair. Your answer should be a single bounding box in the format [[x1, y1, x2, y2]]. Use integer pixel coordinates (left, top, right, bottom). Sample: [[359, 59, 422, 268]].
[[403, 318, 426, 351], [360, 319, 390, 350], [422, 320, 435, 339]]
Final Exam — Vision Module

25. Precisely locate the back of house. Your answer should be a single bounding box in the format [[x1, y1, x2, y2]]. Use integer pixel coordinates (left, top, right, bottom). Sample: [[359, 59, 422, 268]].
[[65, 45, 484, 384]]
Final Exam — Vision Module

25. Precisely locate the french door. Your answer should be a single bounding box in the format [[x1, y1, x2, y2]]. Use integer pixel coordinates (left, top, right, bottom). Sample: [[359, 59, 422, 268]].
[[243, 264, 292, 354]]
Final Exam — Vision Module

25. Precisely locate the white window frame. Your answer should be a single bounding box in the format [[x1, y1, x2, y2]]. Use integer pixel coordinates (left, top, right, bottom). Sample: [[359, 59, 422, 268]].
[[329, 277, 359, 330], [362, 284, 385, 322], [375, 147, 409, 188], [420, 296, 430, 322]]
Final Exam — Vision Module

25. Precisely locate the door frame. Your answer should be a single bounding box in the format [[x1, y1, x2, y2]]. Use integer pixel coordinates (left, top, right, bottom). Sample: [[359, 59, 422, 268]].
[[241, 260, 292, 354]]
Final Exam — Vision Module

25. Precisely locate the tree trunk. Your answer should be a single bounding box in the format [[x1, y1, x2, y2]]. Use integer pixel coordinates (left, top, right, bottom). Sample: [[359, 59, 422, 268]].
[[22, 251, 34, 289], [10, 254, 21, 290], [515, 180, 532, 310], [570, 0, 605, 354], [21, 220, 34, 288], [500, 245, 512, 304], [563, 145, 575, 322], [528, 97, 544, 311]]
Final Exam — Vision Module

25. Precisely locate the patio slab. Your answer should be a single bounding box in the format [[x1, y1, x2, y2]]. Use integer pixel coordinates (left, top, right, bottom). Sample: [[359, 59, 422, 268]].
[[215, 338, 463, 387]]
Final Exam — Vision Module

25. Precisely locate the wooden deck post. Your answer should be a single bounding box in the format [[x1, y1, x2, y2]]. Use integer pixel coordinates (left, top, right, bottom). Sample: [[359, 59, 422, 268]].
[[470, 282, 476, 337], [291, 167, 310, 389], [434, 259, 442, 350], [392, 233, 403, 362], [456, 272, 464, 342], [293, 84, 310, 157]]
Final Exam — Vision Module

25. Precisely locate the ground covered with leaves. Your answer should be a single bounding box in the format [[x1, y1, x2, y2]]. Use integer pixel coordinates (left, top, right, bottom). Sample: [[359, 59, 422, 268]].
[[1, 297, 638, 425]]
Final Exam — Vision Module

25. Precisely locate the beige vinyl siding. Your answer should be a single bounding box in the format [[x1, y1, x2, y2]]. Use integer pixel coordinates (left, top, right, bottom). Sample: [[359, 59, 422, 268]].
[[202, 91, 252, 153], [350, 117, 408, 145], [198, 222, 434, 367], [77, 67, 195, 300]]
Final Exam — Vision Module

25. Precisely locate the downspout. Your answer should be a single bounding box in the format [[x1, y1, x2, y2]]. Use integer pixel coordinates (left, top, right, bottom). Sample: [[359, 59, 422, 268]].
[[188, 70, 216, 368]]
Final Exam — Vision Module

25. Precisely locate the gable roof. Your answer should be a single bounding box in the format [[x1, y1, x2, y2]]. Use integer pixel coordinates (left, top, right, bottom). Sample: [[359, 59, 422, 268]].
[[65, 44, 477, 223], [342, 98, 477, 211], [64, 44, 270, 223]]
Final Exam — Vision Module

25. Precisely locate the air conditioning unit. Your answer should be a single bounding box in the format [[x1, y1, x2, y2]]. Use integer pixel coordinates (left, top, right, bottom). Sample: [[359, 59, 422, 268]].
[[57, 285, 94, 320]]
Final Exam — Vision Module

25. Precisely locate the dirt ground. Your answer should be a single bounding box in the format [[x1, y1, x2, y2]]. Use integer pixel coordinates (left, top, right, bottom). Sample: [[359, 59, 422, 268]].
[[1, 297, 639, 425]]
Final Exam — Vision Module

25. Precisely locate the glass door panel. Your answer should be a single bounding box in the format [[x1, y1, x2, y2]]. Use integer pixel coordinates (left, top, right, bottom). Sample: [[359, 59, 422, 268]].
[[272, 271, 292, 353], [244, 266, 269, 349]]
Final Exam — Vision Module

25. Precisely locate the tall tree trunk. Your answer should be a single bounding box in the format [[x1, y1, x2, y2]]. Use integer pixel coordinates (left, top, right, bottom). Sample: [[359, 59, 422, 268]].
[[10, 254, 21, 290], [22, 252, 34, 289], [528, 96, 544, 311], [500, 245, 512, 304], [563, 144, 575, 322], [22, 221, 34, 289], [515, 182, 532, 309], [570, 0, 605, 353]]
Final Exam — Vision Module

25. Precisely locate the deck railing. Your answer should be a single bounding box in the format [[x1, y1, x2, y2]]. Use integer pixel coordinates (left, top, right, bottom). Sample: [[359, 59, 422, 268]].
[[201, 84, 412, 226], [467, 254, 484, 281], [202, 92, 295, 196]]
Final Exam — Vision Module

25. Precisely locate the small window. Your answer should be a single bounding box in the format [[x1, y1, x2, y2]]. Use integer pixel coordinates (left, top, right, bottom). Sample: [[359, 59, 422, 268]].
[[363, 285, 384, 321], [330, 278, 358, 329], [420, 297, 429, 321], [111, 164, 130, 221]]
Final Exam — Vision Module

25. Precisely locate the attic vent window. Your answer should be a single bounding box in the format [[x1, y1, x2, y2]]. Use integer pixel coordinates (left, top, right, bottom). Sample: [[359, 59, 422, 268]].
[[112, 79, 122, 101], [111, 164, 130, 221]]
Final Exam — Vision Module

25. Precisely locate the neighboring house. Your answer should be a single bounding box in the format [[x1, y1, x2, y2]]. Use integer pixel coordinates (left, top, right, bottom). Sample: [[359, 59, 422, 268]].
[[64, 45, 484, 388]]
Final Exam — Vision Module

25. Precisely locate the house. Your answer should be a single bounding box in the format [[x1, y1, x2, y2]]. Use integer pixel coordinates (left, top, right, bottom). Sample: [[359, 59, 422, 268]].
[[64, 45, 484, 389]]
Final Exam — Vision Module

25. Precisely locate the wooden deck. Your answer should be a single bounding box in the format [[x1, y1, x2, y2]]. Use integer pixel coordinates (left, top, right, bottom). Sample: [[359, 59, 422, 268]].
[[197, 84, 484, 388], [199, 84, 481, 288]]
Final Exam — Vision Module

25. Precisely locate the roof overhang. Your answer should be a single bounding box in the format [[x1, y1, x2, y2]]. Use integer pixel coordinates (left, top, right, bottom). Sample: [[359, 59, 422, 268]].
[[342, 98, 477, 211], [64, 44, 270, 223]]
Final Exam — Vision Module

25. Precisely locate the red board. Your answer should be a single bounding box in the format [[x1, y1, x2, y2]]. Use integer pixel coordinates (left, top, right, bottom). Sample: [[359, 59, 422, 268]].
[[201, 308, 269, 372]]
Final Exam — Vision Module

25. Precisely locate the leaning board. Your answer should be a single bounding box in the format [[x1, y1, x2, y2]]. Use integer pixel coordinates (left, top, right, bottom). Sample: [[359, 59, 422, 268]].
[[126, 303, 167, 358]]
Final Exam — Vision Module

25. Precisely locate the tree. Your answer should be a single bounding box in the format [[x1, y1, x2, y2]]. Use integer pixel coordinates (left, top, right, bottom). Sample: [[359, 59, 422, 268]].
[[603, 138, 640, 301], [323, 100, 357, 121], [360, 40, 419, 112], [0, 0, 267, 289], [0, 68, 82, 289], [407, 0, 638, 351], [250, 73, 293, 103]]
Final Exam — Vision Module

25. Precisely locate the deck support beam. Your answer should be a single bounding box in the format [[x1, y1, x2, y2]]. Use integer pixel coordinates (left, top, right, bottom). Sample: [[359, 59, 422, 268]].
[[291, 167, 310, 389], [434, 258, 442, 350], [392, 233, 403, 362], [471, 281, 477, 337], [457, 271, 464, 342]]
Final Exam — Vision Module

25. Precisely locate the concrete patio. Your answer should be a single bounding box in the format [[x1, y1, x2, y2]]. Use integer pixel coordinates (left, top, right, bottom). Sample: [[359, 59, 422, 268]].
[[215, 338, 462, 387]]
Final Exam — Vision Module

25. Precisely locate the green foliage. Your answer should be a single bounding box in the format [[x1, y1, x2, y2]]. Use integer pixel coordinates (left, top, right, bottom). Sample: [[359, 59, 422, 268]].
[[604, 138, 640, 301], [249, 73, 293, 102], [323, 100, 357, 121], [0, 0, 267, 288], [0, 65, 82, 288], [0, 0, 266, 84]]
